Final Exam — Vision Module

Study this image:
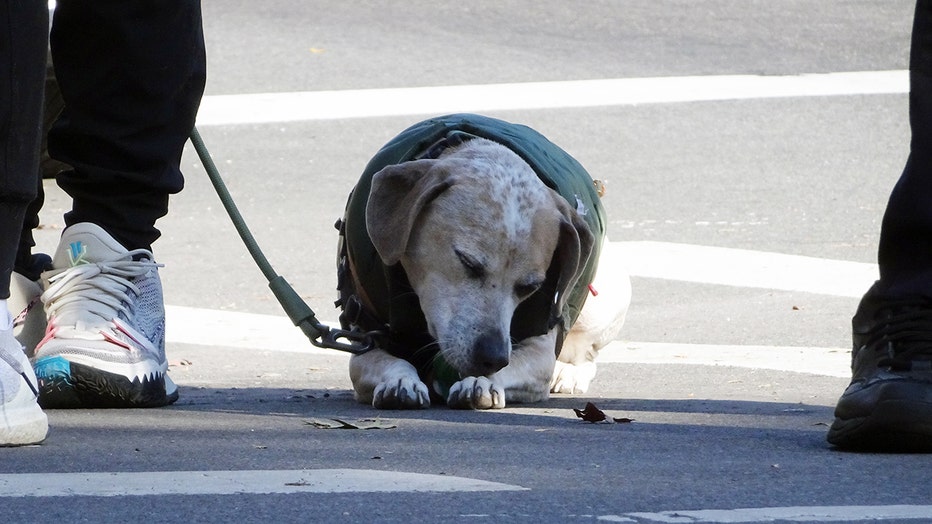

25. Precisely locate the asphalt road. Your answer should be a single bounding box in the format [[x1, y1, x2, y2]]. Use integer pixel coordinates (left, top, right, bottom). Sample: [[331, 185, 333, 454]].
[[4, 1, 932, 523]]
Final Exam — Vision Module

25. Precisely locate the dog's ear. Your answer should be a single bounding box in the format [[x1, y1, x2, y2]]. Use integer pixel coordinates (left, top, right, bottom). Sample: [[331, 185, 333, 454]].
[[550, 192, 595, 323], [366, 159, 453, 265]]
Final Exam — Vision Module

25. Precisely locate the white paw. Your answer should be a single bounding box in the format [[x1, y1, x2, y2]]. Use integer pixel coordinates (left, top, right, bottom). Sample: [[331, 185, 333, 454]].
[[372, 377, 430, 409], [550, 361, 597, 394], [447, 376, 506, 409]]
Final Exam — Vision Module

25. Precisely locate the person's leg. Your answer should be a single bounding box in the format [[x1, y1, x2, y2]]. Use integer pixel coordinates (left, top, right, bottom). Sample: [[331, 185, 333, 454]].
[[875, 1, 932, 296], [0, 0, 48, 446], [14, 49, 63, 285], [0, 0, 46, 298], [827, 0, 932, 451], [48, 0, 206, 251], [33, 0, 206, 408]]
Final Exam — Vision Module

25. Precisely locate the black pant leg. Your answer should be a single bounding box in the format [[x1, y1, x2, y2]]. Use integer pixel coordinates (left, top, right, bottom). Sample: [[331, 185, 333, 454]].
[[875, 0, 932, 296], [48, 0, 206, 252], [0, 0, 47, 298]]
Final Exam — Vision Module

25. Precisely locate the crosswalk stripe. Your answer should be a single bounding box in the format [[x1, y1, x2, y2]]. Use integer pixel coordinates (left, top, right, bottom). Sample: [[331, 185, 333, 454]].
[[616, 241, 877, 298], [195, 70, 907, 126], [0, 470, 526, 497], [598, 341, 849, 377], [165, 241, 865, 376]]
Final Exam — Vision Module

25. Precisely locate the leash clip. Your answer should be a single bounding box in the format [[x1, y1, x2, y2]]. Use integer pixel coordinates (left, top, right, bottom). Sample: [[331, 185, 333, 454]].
[[305, 322, 380, 355]]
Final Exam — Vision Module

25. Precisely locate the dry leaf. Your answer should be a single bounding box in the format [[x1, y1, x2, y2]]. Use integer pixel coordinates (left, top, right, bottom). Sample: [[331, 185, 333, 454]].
[[573, 402, 607, 423], [573, 402, 634, 424], [354, 418, 397, 430], [304, 418, 396, 430]]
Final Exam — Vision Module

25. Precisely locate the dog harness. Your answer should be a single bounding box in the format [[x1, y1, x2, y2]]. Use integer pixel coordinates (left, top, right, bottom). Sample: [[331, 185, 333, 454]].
[[336, 113, 606, 383]]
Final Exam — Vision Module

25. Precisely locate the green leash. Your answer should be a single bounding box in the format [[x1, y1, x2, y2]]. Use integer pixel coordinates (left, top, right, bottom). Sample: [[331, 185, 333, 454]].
[[189, 127, 375, 355]]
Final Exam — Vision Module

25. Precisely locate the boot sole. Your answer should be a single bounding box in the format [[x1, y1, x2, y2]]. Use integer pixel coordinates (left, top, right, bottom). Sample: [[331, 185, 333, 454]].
[[828, 381, 932, 452]]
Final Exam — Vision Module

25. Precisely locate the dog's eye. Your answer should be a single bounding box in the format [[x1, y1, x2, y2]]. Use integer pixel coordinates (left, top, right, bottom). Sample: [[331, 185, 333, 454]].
[[514, 280, 542, 299], [455, 249, 485, 279]]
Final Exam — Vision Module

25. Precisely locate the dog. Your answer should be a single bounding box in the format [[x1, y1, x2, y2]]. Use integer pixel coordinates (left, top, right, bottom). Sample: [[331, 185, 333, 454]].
[[336, 114, 629, 409]]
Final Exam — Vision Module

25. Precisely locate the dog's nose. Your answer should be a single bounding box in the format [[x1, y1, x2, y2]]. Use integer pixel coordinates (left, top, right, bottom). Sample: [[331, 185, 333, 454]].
[[472, 331, 510, 375]]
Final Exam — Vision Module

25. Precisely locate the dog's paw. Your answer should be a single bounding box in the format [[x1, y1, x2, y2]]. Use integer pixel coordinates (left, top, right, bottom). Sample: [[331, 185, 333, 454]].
[[372, 377, 430, 409], [550, 361, 597, 394], [447, 376, 506, 409]]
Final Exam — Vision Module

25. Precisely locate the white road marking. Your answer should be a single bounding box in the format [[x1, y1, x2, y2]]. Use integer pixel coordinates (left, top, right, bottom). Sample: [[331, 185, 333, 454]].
[[616, 505, 932, 523], [616, 241, 877, 298], [0, 469, 525, 498], [195, 70, 906, 126], [164, 306, 850, 377], [598, 341, 849, 378], [165, 304, 327, 354], [166, 242, 865, 376]]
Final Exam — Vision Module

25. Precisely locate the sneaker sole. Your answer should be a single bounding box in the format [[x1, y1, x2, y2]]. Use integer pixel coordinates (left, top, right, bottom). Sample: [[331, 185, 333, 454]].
[[0, 403, 49, 446], [827, 381, 932, 452], [34, 356, 177, 409]]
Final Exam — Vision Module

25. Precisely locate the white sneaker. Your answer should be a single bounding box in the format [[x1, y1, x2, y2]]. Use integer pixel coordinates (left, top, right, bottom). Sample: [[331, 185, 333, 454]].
[[32, 223, 176, 408], [10, 270, 46, 355], [0, 327, 48, 446]]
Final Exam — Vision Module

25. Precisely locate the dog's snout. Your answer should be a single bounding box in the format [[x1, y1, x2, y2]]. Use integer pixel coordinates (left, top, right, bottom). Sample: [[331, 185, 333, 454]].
[[472, 331, 510, 375]]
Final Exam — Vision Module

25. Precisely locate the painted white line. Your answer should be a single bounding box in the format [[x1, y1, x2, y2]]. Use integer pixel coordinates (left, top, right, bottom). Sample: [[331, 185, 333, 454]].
[[618, 505, 932, 523], [163, 307, 850, 376], [615, 241, 877, 298], [164, 305, 337, 355], [165, 242, 865, 376], [0, 469, 526, 498], [599, 341, 849, 378], [195, 70, 907, 126], [166, 315, 850, 378]]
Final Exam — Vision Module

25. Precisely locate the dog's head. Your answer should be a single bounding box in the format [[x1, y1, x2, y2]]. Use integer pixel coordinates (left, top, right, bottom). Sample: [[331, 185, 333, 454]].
[[366, 138, 593, 377]]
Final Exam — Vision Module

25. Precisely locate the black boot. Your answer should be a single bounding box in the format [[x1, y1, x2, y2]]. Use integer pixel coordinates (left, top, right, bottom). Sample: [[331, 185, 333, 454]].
[[827, 285, 932, 451]]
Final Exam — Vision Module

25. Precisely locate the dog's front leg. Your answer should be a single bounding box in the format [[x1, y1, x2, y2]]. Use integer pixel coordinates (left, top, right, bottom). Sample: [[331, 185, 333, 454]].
[[350, 348, 430, 409], [447, 330, 557, 409]]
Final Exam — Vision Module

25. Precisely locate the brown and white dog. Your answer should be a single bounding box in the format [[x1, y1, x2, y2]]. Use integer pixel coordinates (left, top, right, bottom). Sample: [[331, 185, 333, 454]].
[[343, 125, 629, 410]]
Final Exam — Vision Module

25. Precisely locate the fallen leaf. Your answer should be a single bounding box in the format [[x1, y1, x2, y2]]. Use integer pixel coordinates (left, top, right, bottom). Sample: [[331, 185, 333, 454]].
[[573, 402, 607, 423], [304, 418, 396, 430], [354, 418, 397, 430], [305, 419, 351, 429], [612, 417, 634, 424]]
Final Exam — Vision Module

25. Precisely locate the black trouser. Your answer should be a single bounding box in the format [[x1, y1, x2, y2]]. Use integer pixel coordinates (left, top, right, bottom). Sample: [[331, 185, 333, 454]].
[[0, 0, 206, 299], [0, 0, 48, 300], [874, 0, 932, 298]]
